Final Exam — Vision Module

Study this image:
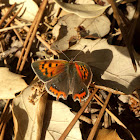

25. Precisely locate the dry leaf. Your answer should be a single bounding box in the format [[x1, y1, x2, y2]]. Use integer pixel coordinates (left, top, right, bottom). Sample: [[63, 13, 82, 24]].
[[0, 67, 27, 99], [54, 0, 110, 18], [52, 14, 110, 50], [9, 0, 38, 21], [12, 81, 82, 140], [96, 128, 121, 140], [75, 0, 95, 4], [60, 38, 140, 94]]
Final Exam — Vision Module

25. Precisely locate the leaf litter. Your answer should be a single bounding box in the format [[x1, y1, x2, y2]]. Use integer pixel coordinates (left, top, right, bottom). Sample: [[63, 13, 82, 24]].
[[0, 0, 140, 140]]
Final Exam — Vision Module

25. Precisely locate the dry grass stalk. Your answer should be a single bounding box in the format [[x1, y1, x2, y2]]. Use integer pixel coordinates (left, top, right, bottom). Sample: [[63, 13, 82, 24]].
[[59, 88, 98, 140], [87, 92, 112, 140], [17, 0, 48, 72], [0, 3, 16, 27]]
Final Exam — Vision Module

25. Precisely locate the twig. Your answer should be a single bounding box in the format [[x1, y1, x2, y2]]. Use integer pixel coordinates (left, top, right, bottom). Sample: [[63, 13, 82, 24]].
[[4, 5, 23, 29], [16, 8, 40, 71], [0, 100, 12, 134], [14, 19, 58, 58], [0, 3, 16, 27], [14, 19, 30, 32], [72, 111, 92, 124], [94, 94, 137, 140], [59, 88, 98, 140], [0, 123, 6, 140], [94, 94, 126, 128], [92, 84, 139, 102], [0, 23, 31, 32], [92, 84, 125, 95], [36, 35, 58, 56], [11, 23, 24, 45], [18, 0, 48, 72], [87, 92, 112, 140]]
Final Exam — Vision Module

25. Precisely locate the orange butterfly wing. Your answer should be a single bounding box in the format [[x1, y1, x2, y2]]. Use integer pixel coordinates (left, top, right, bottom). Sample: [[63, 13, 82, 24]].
[[31, 60, 68, 82]]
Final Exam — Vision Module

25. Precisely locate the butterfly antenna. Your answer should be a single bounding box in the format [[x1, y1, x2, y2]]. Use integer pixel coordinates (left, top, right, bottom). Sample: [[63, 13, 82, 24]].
[[73, 45, 87, 61], [55, 45, 70, 61]]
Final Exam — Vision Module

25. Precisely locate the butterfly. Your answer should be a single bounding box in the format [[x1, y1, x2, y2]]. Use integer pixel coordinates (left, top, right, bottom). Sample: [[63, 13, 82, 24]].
[[31, 59, 92, 102]]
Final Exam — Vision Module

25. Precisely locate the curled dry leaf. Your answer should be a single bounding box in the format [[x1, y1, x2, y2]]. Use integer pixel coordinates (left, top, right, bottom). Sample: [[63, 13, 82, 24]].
[[60, 38, 140, 94], [52, 14, 110, 50], [9, 0, 38, 21], [12, 81, 82, 140], [75, 0, 95, 4], [54, 0, 110, 18], [96, 128, 121, 140], [0, 67, 27, 99]]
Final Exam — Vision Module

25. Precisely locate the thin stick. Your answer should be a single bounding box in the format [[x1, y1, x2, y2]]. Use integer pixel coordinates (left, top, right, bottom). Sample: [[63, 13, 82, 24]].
[[92, 84, 125, 95], [14, 20, 57, 56], [72, 111, 92, 124], [0, 123, 6, 140], [94, 94, 137, 140], [0, 23, 31, 32], [16, 9, 39, 70], [59, 88, 98, 140], [94, 94, 126, 128], [11, 23, 24, 45], [18, 0, 48, 72], [14, 19, 29, 32], [93, 84, 139, 102], [4, 5, 23, 29], [87, 92, 112, 140], [0, 3, 16, 27], [36, 35, 58, 56]]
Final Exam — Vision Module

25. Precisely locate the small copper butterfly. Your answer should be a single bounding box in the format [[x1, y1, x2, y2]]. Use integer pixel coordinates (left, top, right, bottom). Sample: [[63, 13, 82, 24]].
[[31, 59, 92, 102]]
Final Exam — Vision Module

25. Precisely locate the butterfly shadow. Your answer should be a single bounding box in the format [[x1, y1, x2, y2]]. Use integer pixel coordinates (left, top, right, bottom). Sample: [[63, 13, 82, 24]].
[[60, 49, 129, 94]]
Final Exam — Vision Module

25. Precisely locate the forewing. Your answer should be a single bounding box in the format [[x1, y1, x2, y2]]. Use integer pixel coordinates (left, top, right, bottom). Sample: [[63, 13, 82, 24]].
[[31, 60, 68, 82], [75, 61, 92, 86], [72, 61, 92, 102]]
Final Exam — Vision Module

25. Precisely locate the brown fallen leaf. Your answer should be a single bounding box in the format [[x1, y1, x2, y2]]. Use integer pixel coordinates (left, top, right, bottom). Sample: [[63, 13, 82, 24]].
[[12, 81, 82, 140], [96, 128, 121, 140], [54, 0, 111, 18], [0, 67, 27, 99], [8, 0, 39, 21], [52, 14, 110, 50]]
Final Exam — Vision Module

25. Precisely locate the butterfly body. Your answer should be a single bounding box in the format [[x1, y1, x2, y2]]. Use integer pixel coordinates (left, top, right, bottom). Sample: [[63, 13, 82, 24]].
[[31, 60, 92, 102]]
